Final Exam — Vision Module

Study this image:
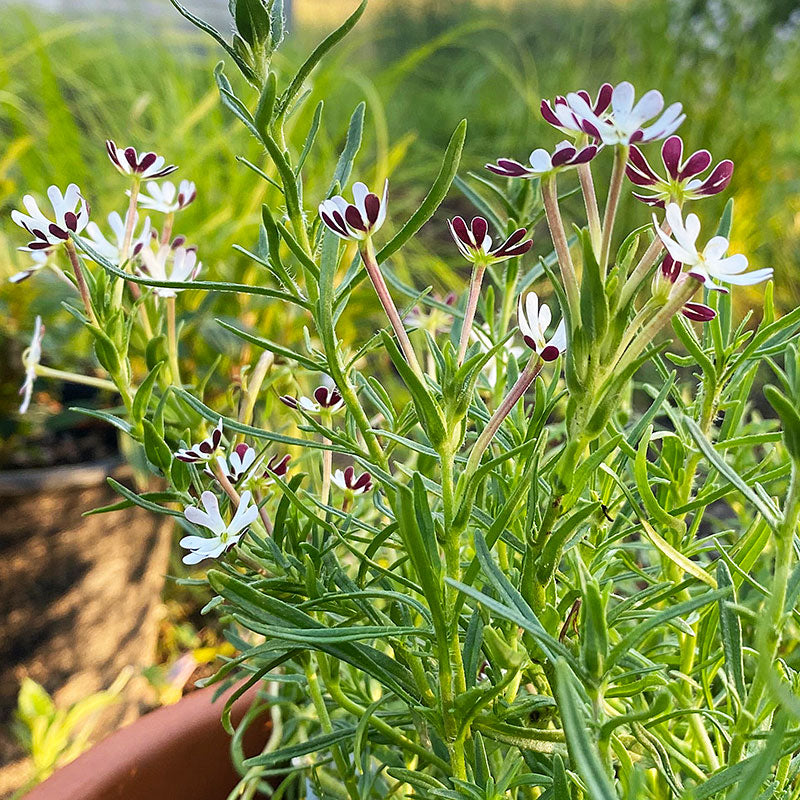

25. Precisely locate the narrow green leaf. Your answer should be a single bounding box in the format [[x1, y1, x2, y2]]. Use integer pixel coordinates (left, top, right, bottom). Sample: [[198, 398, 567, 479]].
[[377, 119, 467, 263], [555, 659, 617, 800]]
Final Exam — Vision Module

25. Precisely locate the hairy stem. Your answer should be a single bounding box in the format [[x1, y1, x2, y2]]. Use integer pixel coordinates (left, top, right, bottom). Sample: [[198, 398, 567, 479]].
[[457, 262, 487, 364], [166, 296, 181, 386], [599, 145, 629, 272], [360, 239, 424, 379], [577, 161, 602, 254], [541, 176, 580, 315], [64, 239, 98, 325]]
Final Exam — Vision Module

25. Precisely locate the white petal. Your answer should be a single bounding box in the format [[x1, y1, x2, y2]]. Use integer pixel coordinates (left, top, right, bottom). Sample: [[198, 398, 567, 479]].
[[527, 149, 553, 174], [611, 82, 636, 118]]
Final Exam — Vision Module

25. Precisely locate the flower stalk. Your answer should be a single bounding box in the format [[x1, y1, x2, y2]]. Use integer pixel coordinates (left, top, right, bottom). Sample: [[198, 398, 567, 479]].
[[541, 175, 580, 314]]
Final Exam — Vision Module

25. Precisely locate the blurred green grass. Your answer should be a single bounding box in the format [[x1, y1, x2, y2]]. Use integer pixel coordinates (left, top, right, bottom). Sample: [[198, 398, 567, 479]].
[[1, 0, 799, 431]]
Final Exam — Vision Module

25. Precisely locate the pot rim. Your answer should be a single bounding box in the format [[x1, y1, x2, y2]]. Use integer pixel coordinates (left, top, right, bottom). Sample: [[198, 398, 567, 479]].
[[23, 682, 264, 800]]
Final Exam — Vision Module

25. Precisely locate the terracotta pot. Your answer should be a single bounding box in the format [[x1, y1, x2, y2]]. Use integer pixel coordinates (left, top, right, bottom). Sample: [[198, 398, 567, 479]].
[[23, 683, 270, 800], [0, 457, 172, 769]]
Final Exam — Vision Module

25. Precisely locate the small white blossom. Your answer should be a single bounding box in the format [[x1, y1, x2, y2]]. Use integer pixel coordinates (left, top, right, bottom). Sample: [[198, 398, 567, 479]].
[[11, 184, 89, 251], [517, 293, 567, 361], [106, 140, 177, 179], [135, 180, 197, 213], [331, 466, 373, 495], [319, 181, 388, 241], [180, 490, 259, 564], [448, 216, 533, 264], [139, 244, 201, 298], [655, 203, 772, 292], [175, 418, 224, 463], [567, 81, 685, 146], [84, 210, 152, 265], [281, 385, 344, 414], [19, 316, 44, 414]]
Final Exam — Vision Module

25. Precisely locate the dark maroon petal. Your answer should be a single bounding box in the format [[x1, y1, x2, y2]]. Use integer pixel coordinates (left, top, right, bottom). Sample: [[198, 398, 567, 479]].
[[470, 216, 488, 245], [631, 191, 665, 207], [660, 254, 681, 282], [327, 389, 342, 407], [48, 223, 69, 240], [63, 211, 78, 232], [314, 386, 329, 406], [522, 334, 537, 351], [124, 147, 139, 170], [572, 146, 598, 165], [489, 158, 528, 177], [364, 193, 381, 226], [344, 205, 366, 232], [175, 453, 195, 463], [106, 140, 121, 167], [352, 472, 372, 492], [627, 147, 660, 183], [30, 226, 48, 240], [138, 152, 157, 173], [594, 83, 613, 114], [679, 149, 712, 179], [540, 345, 560, 361], [234, 443, 250, 458], [321, 211, 346, 237], [210, 427, 222, 448], [681, 302, 716, 322], [150, 165, 179, 178], [576, 90, 591, 105], [629, 129, 645, 144], [28, 240, 51, 250], [502, 228, 526, 248], [551, 146, 577, 167], [344, 465, 355, 487], [280, 395, 299, 409], [540, 100, 561, 127], [451, 216, 471, 245], [661, 136, 684, 179], [198, 441, 213, 454], [694, 160, 734, 195], [498, 240, 533, 258], [626, 164, 656, 187], [579, 119, 601, 140]]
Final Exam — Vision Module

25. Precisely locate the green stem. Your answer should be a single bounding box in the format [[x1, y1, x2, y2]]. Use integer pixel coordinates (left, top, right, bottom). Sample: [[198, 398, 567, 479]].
[[304, 658, 359, 800], [457, 262, 487, 364], [541, 175, 580, 315], [360, 239, 424, 380], [64, 239, 98, 326], [599, 145, 629, 272], [577, 160, 602, 255], [618, 217, 671, 309], [166, 296, 181, 386], [466, 353, 542, 475], [34, 364, 118, 393], [729, 462, 800, 762], [236, 351, 274, 443]]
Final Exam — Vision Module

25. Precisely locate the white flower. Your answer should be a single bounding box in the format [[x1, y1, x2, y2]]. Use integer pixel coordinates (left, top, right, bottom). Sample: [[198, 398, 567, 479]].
[[11, 184, 89, 251], [486, 141, 599, 179], [175, 418, 224, 463], [19, 316, 44, 414], [655, 203, 772, 292], [517, 293, 567, 361], [106, 140, 177, 179], [448, 216, 533, 264], [567, 81, 685, 146], [206, 443, 257, 483], [319, 180, 388, 241], [84, 210, 152, 265], [139, 244, 201, 298], [135, 180, 197, 213], [280, 385, 344, 414], [9, 251, 50, 284], [180, 490, 259, 564], [331, 466, 373, 495]]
